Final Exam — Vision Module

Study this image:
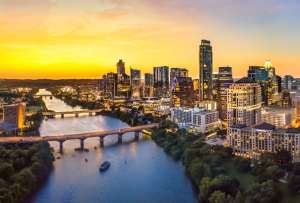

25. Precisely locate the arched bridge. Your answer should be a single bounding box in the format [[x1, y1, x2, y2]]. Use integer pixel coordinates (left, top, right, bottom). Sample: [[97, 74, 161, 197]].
[[0, 124, 159, 153], [42, 109, 103, 118]]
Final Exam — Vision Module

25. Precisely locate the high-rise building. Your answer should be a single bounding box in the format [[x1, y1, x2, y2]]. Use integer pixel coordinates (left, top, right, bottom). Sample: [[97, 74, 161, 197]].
[[227, 78, 262, 127], [248, 66, 269, 105], [261, 107, 296, 128], [153, 66, 169, 98], [170, 68, 188, 86], [100, 73, 118, 98], [283, 75, 294, 91], [117, 73, 130, 98], [0, 103, 25, 130], [171, 77, 194, 107], [130, 68, 141, 99], [264, 61, 280, 105], [217, 67, 233, 121], [199, 40, 213, 101], [193, 79, 200, 102], [117, 59, 125, 75], [144, 73, 154, 98], [248, 62, 281, 106]]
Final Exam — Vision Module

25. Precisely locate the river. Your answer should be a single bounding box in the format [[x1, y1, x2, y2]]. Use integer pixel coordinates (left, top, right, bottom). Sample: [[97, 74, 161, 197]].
[[31, 89, 197, 203]]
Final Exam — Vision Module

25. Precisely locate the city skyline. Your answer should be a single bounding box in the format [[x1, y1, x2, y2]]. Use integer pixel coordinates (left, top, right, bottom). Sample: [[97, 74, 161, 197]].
[[0, 0, 300, 79]]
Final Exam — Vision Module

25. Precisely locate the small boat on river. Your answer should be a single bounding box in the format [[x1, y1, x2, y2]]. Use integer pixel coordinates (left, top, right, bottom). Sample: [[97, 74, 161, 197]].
[[99, 161, 111, 172]]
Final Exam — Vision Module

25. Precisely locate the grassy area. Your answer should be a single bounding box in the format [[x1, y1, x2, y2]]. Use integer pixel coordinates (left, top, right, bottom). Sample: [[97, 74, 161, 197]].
[[224, 160, 256, 190]]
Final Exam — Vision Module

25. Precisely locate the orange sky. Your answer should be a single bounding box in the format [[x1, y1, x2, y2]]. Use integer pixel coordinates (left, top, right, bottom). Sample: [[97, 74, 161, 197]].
[[0, 0, 299, 79]]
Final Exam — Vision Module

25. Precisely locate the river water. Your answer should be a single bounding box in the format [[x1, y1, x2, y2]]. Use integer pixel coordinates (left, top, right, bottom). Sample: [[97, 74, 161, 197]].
[[31, 89, 197, 203]]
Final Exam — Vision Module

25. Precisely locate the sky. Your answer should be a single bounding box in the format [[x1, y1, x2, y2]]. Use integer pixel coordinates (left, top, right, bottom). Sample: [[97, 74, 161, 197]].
[[0, 0, 299, 79]]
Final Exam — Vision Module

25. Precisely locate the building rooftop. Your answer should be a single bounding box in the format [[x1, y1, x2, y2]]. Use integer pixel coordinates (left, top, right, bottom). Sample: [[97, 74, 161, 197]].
[[286, 128, 300, 134], [230, 124, 248, 129], [254, 122, 276, 131], [235, 77, 256, 84]]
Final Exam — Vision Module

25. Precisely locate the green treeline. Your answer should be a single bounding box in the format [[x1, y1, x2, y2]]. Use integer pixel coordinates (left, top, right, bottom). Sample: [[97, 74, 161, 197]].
[[152, 120, 300, 203], [0, 142, 54, 203]]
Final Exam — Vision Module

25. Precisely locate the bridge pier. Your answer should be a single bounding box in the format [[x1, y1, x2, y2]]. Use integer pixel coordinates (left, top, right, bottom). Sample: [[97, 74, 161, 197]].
[[80, 138, 85, 151], [61, 114, 64, 119], [99, 136, 104, 147], [58, 141, 64, 153], [75, 113, 79, 117], [134, 131, 140, 141], [89, 112, 92, 117], [118, 133, 123, 144]]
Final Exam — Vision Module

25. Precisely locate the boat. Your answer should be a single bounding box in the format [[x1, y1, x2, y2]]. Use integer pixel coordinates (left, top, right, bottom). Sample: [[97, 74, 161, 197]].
[[99, 161, 111, 172]]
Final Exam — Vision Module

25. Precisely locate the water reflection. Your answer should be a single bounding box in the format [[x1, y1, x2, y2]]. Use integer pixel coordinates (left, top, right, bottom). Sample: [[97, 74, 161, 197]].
[[31, 89, 197, 203]]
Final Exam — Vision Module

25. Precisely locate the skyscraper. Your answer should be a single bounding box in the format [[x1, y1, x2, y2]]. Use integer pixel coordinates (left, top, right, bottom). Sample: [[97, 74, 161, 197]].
[[144, 73, 154, 98], [227, 78, 262, 127], [199, 40, 213, 101], [130, 68, 141, 98], [101, 73, 118, 99], [217, 67, 233, 121], [153, 66, 169, 98], [171, 77, 194, 107], [170, 68, 188, 86], [117, 59, 125, 75]]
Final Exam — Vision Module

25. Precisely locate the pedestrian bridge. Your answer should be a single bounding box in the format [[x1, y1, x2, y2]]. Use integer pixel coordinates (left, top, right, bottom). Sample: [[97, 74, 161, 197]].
[[42, 109, 103, 118], [0, 124, 159, 153]]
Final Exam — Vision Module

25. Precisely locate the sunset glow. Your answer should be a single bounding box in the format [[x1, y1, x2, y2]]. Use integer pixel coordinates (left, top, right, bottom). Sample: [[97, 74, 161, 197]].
[[0, 0, 299, 79]]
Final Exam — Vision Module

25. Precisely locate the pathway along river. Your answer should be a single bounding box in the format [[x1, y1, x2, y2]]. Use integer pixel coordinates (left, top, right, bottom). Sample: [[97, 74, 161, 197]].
[[31, 89, 197, 203]]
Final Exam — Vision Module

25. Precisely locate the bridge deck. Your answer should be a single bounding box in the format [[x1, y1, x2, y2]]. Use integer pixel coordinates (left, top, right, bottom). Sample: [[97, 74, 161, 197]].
[[42, 109, 102, 116], [0, 124, 159, 144]]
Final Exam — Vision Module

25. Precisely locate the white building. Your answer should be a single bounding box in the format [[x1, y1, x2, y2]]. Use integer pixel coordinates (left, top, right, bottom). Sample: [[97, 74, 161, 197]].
[[227, 123, 300, 161], [261, 107, 296, 128], [170, 107, 220, 133]]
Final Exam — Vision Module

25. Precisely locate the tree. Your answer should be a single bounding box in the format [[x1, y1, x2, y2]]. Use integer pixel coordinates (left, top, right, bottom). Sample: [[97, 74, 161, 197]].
[[288, 174, 300, 193], [209, 191, 227, 203], [273, 149, 292, 169], [188, 160, 211, 185], [199, 177, 212, 201], [245, 180, 281, 203], [199, 175, 240, 202], [0, 163, 14, 180]]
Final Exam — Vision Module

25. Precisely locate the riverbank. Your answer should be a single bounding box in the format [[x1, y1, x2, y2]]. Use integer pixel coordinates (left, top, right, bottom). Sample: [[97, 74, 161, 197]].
[[0, 142, 54, 203], [101, 109, 300, 203], [46, 93, 300, 203]]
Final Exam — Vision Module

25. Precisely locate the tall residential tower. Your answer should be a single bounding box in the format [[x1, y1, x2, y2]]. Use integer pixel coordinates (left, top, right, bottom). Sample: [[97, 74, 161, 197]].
[[199, 40, 213, 101]]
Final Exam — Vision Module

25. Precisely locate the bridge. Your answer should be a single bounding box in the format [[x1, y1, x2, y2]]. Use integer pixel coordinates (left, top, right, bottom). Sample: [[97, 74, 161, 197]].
[[0, 124, 159, 153], [42, 109, 103, 118], [34, 94, 53, 99]]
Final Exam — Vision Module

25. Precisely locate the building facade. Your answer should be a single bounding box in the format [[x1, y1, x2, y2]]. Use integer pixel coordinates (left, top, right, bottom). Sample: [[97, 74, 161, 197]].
[[153, 66, 169, 98], [217, 67, 233, 121], [117, 59, 125, 75], [144, 73, 154, 98], [170, 107, 220, 133], [261, 107, 296, 128], [199, 40, 213, 101], [130, 68, 141, 99], [171, 77, 194, 107], [227, 123, 300, 160], [1, 103, 25, 130], [227, 78, 262, 127]]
